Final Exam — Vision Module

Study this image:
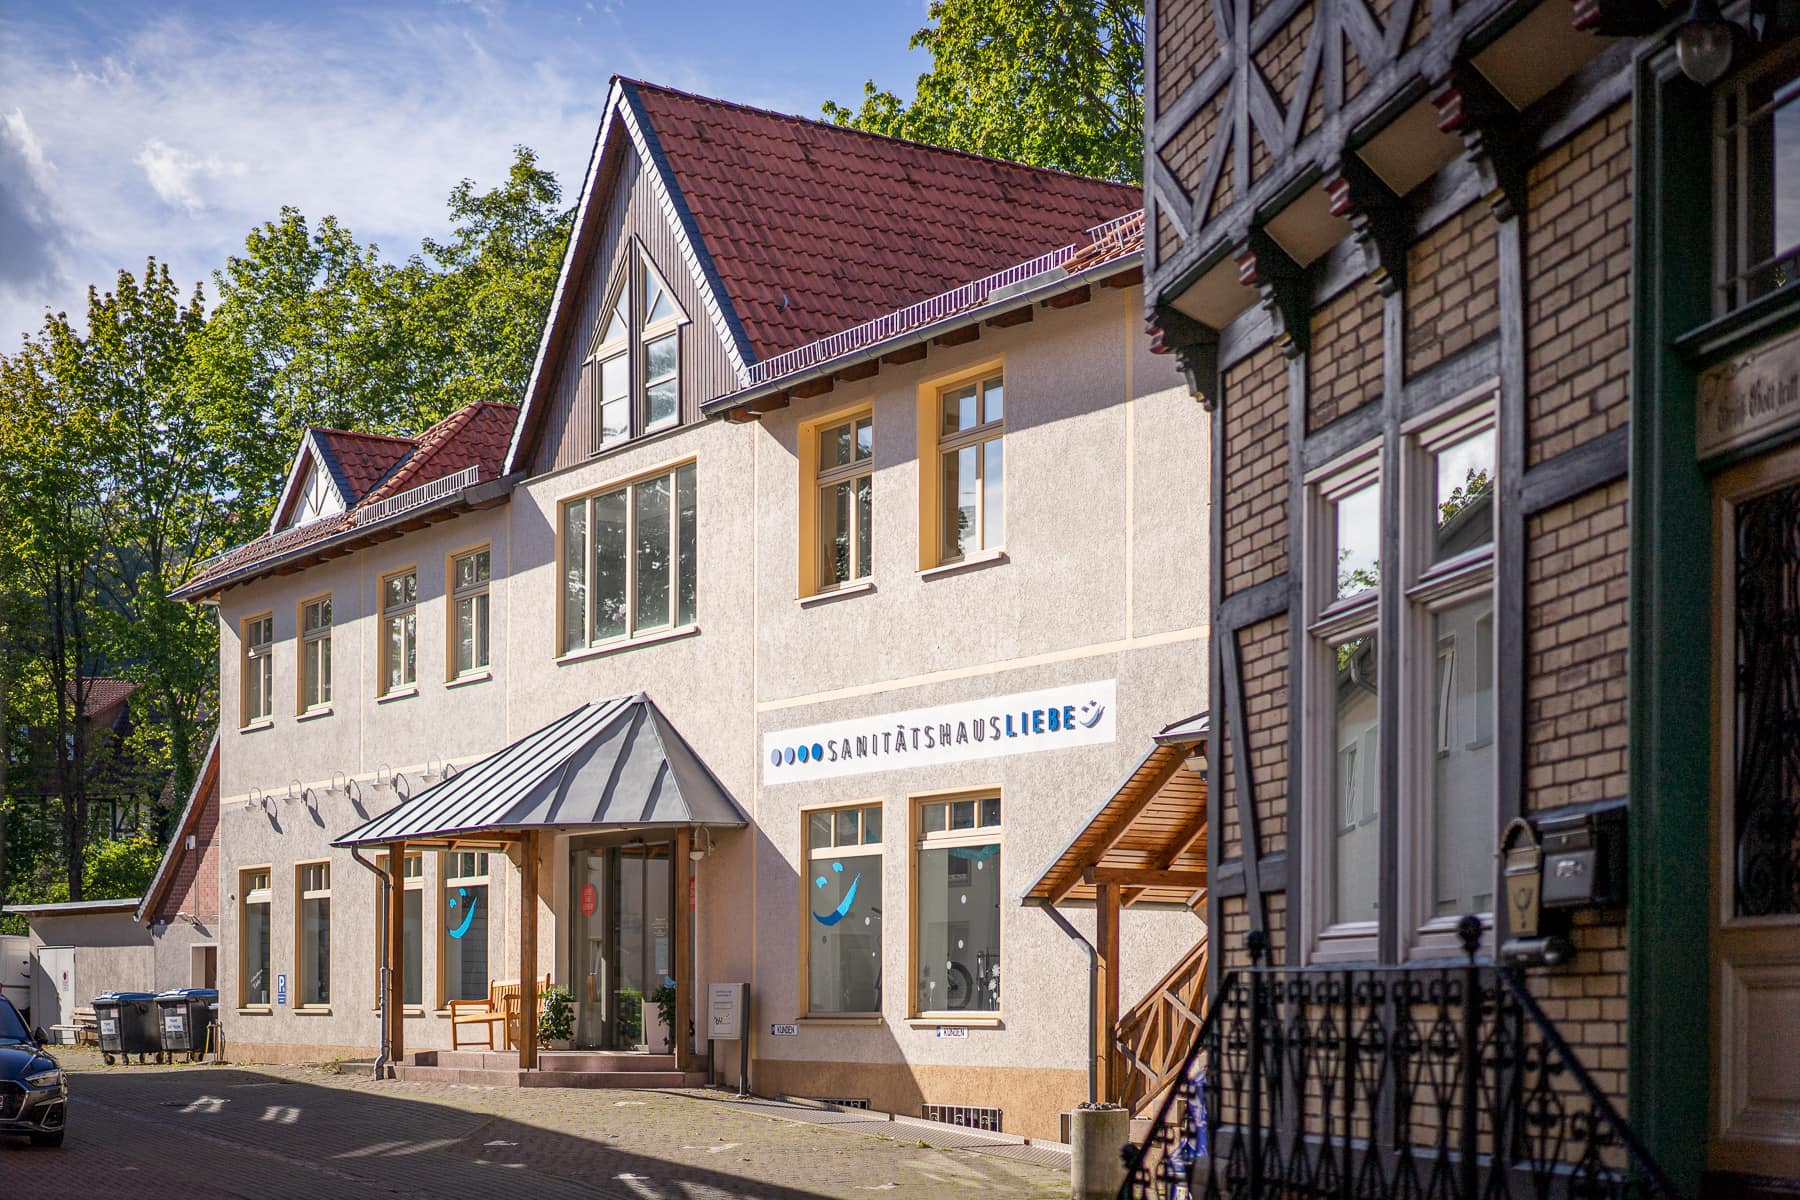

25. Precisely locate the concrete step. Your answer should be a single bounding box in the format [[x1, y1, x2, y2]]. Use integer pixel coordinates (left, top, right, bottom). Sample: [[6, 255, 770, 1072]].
[[394, 1064, 525, 1086], [405, 1050, 516, 1070], [537, 1051, 678, 1073], [392, 1063, 706, 1089]]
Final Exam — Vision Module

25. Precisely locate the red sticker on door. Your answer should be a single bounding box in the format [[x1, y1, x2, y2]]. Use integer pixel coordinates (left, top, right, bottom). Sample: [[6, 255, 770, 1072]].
[[580, 882, 598, 916]]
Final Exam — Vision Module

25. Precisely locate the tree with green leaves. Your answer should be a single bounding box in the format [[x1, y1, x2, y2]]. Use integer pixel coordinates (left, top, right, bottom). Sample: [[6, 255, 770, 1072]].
[[823, 0, 1144, 182]]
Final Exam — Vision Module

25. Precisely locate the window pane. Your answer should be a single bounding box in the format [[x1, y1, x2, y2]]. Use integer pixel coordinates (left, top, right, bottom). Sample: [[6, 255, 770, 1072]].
[[601, 355, 629, 444], [835, 808, 860, 846], [855, 417, 872, 460], [982, 378, 1003, 424], [602, 294, 628, 345], [1431, 427, 1496, 565], [644, 334, 677, 427], [822, 480, 852, 587], [981, 438, 1003, 550], [645, 275, 675, 325], [822, 422, 854, 470], [921, 803, 946, 834], [808, 849, 882, 1014], [302, 896, 330, 1005], [474, 591, 490, 668], [646, 380, 678, 429], [403, 889, 422, 1008], [677, 462, 697, 627], [563, 501, 588, 654], [951, 799, 975, 830], [245, 901, 270, 1005], [863, 807, 882, 844], [855, 474, 872, 580], [915, 843, 1000, 1012], [1333, 481, 1381, 602], [456, 597, 475, 675], [1329, 634, 1380, 926], [1777, 88, 1799, 263], [979, 796, 1001, 827], [594, 489, 629, 642], [386, 615, 407, 692], [943, 444, 978, 560], [319, 635, 332, 705], [633, 475, 672, 634], [808, 811, 833, 850], [1432, 597, 1496, 918], [941, 383, 979, 434], [443, 882, 489, 1002]]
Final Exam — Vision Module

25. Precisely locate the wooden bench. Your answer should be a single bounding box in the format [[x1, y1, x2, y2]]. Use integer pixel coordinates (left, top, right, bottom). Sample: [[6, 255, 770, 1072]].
[[449, 976, 550, 1050]]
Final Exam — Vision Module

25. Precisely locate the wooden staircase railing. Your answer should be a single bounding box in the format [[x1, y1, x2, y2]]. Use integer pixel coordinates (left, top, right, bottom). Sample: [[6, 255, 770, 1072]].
[[1112, 933, 1209, 1117]]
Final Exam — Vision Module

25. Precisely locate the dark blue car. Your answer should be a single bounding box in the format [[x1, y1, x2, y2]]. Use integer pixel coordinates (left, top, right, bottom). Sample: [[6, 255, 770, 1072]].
[[0, 995, 65, 1147]]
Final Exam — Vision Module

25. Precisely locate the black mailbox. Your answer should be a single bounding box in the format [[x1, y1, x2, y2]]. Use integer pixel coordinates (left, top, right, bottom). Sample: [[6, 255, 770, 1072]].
[[1538, 806, 1625, 910]]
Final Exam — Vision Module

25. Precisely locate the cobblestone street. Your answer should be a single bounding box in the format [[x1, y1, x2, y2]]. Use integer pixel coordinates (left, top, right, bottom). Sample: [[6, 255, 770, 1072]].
[[4, 1050, 1068, 1199]]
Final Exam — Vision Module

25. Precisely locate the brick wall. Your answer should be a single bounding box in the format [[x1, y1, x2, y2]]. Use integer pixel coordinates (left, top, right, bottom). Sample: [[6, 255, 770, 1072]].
[[1526, 103, 1632, 466], [1524, 909, 1630, 1111], [1250, 2, 1315, 181], [1222, 344, 1289, 595], [1406, 203, 1499, 379], [1524, 480, 1629, 812], [1308, 280, 1384, 430], [152, 776, 220, 924], [1156, 0, 1217, 115]]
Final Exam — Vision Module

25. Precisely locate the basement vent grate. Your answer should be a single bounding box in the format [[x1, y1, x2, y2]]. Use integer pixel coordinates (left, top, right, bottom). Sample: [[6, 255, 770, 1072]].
[[810, 1097, 870, 1109], [921, 1103, 1002, 1132]]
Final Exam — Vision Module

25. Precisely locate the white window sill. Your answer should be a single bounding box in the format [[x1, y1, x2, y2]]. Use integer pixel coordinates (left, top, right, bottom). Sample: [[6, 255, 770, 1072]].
[[239, 719, 274, 734], [795, 1015, 884, 1026], [293, 1005, 332, 1016], [557, 624, 700, 665], [446, 670, 492, 690], [919, 549, 1008, 581], [376, 687, 419, 705], [905, 1016, 1003, 1029], [236, 1006, 272, 1016], [296, 705, 333, 723], [799, 580, 876, 608]]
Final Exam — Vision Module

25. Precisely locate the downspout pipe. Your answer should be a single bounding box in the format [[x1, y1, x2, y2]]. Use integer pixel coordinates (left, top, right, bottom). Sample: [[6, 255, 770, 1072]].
[[1035, 900, 1099, 1106], [348, 845, 389, 1080]]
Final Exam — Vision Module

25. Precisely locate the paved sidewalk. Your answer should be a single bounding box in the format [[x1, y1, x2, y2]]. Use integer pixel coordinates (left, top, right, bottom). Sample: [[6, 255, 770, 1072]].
[[4, 1050, 1069, 1199]]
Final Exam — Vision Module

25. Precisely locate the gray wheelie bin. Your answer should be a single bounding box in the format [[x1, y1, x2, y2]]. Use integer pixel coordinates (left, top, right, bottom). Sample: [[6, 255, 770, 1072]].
[[93, 991, 159, 1065], [155, 988, 219, 1062]]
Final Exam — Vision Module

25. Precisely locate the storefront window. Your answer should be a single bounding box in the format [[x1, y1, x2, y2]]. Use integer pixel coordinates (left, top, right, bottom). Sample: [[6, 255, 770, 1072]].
[[804, 804, 883, 1015], [241, 868, 271, 1006], [914, 796, 1001, 1014], [442, 851, 490, 1003], [297, 862, 331, 1007], [375, 853, 424, 1008]]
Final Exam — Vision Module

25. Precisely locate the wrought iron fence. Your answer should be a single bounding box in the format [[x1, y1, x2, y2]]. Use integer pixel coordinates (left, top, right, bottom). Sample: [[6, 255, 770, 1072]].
[[1119, 919, 1684, 1200]]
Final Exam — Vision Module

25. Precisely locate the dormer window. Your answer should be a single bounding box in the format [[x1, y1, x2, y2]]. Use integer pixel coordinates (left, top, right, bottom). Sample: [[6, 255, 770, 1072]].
[[586, 250, 686, 452]]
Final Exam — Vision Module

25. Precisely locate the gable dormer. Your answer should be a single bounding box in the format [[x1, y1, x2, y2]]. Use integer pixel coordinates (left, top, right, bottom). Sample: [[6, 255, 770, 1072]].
[[271, 438, 348, 534], [269, 428, 415, 534]]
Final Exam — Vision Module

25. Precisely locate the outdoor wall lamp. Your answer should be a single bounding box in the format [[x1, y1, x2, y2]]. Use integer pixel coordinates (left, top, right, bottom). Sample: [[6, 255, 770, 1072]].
[[244, 787, 268, 814], [283, 779, 303, 805], [1181, 749, 1208, 774], [1677, 0, 1739, 84], [324, 771, 361, 806]]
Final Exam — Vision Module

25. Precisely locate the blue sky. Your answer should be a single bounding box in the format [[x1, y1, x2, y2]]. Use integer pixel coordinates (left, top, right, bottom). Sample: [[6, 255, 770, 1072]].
[[0, 0, 931, 346]]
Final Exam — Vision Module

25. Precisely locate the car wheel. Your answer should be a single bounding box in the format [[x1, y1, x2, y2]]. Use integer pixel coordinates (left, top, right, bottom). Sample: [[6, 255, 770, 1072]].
[[30, 1128, 65, 1148]]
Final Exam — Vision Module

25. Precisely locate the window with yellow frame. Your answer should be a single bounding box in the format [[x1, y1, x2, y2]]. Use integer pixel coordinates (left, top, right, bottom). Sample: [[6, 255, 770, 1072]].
[[242, 613, 273, 725], [911, 793, 1001, 1016], [378, 567, 418, 694], [298, 595, 331, 712], [797, 406, 873, 596], [801, 801, 882, 1015], [448, 547, 491, 678], [916, 362, 1004, 569], [240, 867, 272, 1007], [295, 861, 332, 1007]]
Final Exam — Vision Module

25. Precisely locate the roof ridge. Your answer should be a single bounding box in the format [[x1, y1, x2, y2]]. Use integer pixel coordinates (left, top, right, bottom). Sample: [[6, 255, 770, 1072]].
[[618, 76, 1142, 193], [309, 425, 418, 445]]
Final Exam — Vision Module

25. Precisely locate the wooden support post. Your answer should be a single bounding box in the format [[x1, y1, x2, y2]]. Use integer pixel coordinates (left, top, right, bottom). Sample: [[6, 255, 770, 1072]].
[[674, 827, 693, 1071], [518, 832, 539, 1070], [1096, 881, 1121, 1104], [386, 840, 406, 1068]]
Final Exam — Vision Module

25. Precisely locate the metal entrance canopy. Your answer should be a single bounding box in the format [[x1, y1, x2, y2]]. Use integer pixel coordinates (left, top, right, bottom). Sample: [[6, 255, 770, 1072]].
[[335, 694, 747, 848]]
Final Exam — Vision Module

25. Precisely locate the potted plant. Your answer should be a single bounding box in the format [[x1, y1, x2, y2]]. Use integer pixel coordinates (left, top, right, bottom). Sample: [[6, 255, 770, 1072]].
[[538, 985, 574, 1050], [650, 981, 677, 1054]]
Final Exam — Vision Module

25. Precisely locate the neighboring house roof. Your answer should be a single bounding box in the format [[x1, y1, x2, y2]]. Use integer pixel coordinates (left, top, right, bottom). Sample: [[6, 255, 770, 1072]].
[[174, 401, 519, 601], [2, 898, 141, 917], [626, 79, 1142, 361], [64, 677, 137, 722], [508, 76, 1142, 472], [135, 735, 219, 925]]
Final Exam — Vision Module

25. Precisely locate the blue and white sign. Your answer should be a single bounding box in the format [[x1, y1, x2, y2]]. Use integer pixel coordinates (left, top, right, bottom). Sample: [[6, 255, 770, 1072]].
[[764, 680, 1116, 785], [275, 973, 287, 1007]]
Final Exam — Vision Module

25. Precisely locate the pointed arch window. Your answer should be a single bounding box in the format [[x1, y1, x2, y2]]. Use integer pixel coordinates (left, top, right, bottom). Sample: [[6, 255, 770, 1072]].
[[585, 248, 686, 452]]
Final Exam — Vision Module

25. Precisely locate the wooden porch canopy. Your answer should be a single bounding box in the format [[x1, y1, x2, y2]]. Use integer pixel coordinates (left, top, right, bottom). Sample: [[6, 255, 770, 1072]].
[[335, 695, 747, 1075], [1024, 711, 1209, 910], [1023, 712, 1208, 1108]]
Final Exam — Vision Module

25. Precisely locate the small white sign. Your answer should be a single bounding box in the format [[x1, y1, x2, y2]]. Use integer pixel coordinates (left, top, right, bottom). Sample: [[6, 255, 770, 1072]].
[[769, 1023, 799, 1037], [764, 680, 1116, 785], [100, 1019, 117, 1035], [708, 982, 746, 1040], [935, 1026, 968, 1039]]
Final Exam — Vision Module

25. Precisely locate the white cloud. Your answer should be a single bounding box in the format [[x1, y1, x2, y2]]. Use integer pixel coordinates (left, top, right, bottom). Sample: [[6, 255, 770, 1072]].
[[133, 139, 246, 212]]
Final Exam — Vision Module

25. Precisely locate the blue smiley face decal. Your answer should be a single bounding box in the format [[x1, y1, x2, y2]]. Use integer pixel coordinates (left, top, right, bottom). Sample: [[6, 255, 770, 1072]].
[[447, 886, 479, 939], [810, 861, 860, 927]]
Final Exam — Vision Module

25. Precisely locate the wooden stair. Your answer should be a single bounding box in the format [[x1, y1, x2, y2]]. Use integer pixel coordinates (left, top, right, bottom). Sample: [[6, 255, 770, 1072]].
[[1113, 934, 1209, 1117]]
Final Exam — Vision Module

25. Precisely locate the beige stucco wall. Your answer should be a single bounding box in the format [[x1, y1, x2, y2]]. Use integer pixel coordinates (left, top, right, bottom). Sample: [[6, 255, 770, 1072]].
[[26, 913, 154, 1021]]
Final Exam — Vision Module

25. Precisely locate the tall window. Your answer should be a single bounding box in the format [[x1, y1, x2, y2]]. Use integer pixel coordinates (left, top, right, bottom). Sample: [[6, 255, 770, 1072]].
[[380, 568, 417, 694], [240, 868, 271, 1006], [804, 803, 883, 1016], [375, 852, 424, 1008], [913, 794, 1002, 1016], [441, 851, 490, 1003], [1716, 55, 1800, 312], [451, 548, 491, 677], [816, 415, 873, 590], [1306, 456, 1382, 958], [296, 862, 331, 1007], [300, 596, 332, 711], [560, 463, 697, 654], [242, 614, 273, 725], [584, 254, 686, 451], [937, 374, 1004, 563], [1405, 405, 1497, 945]]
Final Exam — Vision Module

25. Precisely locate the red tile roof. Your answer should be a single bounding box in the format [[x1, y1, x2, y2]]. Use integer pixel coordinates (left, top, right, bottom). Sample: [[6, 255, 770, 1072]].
[[625, 80, 1142, 361], [180, 402, 517, 597], [70, 677, 137, 717], [313, 429, 415, 503]]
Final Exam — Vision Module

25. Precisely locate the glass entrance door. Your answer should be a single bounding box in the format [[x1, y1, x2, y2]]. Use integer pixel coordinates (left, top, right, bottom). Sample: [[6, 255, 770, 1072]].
[[570, 840, 675, 1051]]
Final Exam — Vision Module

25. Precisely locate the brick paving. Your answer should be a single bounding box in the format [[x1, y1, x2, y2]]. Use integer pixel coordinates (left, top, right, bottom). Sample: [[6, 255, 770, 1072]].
[[3, 1048, 1068, 1199]]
